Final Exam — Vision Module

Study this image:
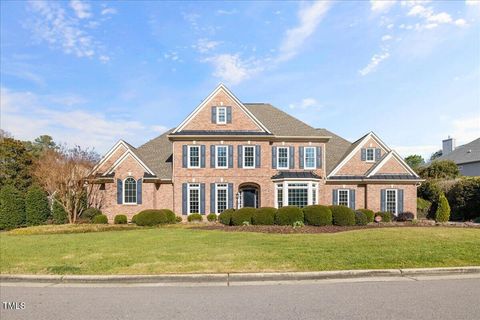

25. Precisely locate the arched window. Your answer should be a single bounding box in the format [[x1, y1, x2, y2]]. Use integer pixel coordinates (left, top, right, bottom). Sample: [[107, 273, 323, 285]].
[[124, 177, 137, 204]]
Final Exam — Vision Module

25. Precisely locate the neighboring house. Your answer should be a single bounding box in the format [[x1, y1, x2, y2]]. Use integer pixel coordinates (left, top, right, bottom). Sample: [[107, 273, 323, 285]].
[[89, 84, 422, 221], [437, 137, 480, 176]]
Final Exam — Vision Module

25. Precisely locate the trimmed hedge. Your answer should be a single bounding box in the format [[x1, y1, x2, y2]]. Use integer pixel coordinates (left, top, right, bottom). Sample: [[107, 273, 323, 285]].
[[52, 198, 68, 224], [207, 213, 217, 222], [231, 207, 256, 226], [0, 185, 26, 230], [218, 208, 234, 225], [252, 207, 277, 225], [275, 206, 304, 226], [354, 211, 368, 226], [114, 214, 127, 224], [82, 208, 102, 221], [356, 209, 374, 223], [187, 213, 203, 222], [446, 177, 480, 221], [435, 193, 451, 222], [303, 205, 332, 226], [330, 205, 355, 226], [175, 216, 182, 223], [92, 214, 108, 224], [135, 209, 175, 226], [131, 214, 137, 224], [25, 185, 50, 226], [375, 211, 394, 223]]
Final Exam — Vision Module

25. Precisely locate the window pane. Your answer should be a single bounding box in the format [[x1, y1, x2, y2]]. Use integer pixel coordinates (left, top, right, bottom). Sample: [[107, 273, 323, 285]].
[[386, 190, 397, 213], [216, 185, 227, 214], [278, 147, 288, 168], [288, 188, 308, 208], [189, 185, 200, 214], [338, 190, 349, 207], [189, 146, 199, 167], [217, 146, 227, 167], [124, 177, 137, 204], [277, 185, 283, 208], [244, 146, 255, 167], [305, 147, 316, 168], [366, 148, 374, 161], [218, 108, 226, 123]]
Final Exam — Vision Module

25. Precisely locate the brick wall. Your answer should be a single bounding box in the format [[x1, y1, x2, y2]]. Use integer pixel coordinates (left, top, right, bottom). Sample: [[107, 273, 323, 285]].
[[337, 137, 387, 175]]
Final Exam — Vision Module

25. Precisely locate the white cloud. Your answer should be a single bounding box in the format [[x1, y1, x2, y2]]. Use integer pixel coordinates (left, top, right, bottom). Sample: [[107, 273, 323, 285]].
[[99, 55, 110, 63], [371, 0, 397, 13], [289, 98, 322, 110], [451, 115, 480, 145], [382, 34, 393, 41], [203, 54, 262, 85], [216, 9, 237, 15], [405, 3, 463, 29], [358, 48, 390, 76], [466, 0, 480, 6], [26, 1, 106, 60], [454, 18, 467, 26], [277, 1, 331, 62], [69, 0, 91, 19], [101, 7, 117, 16], [194, 38, 221, 53], [0, 87, 165, 152]]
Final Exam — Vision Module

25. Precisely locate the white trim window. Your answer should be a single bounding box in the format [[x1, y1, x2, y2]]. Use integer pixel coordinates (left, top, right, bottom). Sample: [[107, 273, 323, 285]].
[[275, 181, 318, 208], [243, 145, 255, 168], [216, 145, 228, 168], [187, 183, 200, 214], [188, 146, 200, 168], [386, 189, 397, 214], [277, 147, 289, 169], [215, 183, 228, 214], [304, 147, 316, 169], [366, 148, 375, 162], [337, 189, 349, 207], [217, 107, 227, 124], [123, 177, 137, 204]]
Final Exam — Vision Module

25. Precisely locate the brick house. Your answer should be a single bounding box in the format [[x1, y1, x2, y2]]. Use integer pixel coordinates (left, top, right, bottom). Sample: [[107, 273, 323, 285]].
[[89, 84, 422, 221]]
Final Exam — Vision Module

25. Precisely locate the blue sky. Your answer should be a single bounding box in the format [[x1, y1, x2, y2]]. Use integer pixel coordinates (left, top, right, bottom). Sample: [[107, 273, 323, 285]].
[[1, 0, 479, 159]]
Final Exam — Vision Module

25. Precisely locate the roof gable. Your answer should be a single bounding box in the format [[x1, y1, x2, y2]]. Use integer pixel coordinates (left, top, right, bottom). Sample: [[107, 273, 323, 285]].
[[173, 84, 270, 134], [366, 151, 419, 177]]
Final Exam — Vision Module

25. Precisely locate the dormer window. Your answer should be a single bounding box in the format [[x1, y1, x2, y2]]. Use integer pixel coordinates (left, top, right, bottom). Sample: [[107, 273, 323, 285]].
[[366, 148, 375, 162], [217, 107, 227, 124]]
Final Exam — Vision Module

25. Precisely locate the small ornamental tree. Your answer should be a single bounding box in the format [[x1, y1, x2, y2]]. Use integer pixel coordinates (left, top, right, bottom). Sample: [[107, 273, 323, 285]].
[[25, 185, 50, 226], [0, 185, 26, 229], [435, 193, 451, 223], [52, 197, 68, 224]]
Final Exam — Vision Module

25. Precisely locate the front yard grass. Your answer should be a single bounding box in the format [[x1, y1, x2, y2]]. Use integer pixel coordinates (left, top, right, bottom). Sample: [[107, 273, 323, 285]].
[[1, 227, 479, 274]]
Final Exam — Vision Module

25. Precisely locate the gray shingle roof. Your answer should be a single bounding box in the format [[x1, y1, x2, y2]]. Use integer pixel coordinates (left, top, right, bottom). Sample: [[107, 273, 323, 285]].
[[170, 130, 272, 136], [437, 138, 480, 165], [271, 171, 322, 180], [316, 128, 353, 175], [329, 174, 420, 180], [136, 129, 174, 179]]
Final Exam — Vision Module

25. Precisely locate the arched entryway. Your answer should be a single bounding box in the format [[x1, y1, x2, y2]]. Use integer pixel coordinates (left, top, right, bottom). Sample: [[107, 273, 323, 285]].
[[238, 183, 260, 208]]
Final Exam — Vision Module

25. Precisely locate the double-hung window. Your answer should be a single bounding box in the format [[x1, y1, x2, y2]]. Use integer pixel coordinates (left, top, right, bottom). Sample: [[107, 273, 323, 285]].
[[124, 177, 137, 204], [304, 147, 316, 169], [276, 184, 283, 208], [337, 189, 349, 207], [188, 146, 200, 168], [243, 146, 255, 168], [277, 147, 289, 169], [215, 183, 228, 214], [217, 107, 227, 124], [386, 189, 397, 214], [187, 183, 200, 214], [216, 146, 228, 168], [366, 148, 375, 162]]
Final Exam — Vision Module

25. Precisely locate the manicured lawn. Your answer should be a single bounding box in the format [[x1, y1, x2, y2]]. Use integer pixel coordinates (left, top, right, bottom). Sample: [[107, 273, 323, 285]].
[[1, 226, 479, 274]]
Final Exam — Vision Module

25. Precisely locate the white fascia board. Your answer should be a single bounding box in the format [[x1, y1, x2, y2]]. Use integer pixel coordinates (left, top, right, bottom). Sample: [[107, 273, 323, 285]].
[[367, 150, 419, 177], [105, 150, 155, 176], [89, 140, 130, 176]]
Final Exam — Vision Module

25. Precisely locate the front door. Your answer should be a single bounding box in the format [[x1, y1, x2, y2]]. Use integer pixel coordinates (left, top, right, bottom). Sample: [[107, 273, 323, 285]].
[[242, 188, 257, 208]]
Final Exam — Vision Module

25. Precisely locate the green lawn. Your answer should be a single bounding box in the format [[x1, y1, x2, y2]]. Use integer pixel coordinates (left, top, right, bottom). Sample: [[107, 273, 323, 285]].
[[1, 226, 479, 275]]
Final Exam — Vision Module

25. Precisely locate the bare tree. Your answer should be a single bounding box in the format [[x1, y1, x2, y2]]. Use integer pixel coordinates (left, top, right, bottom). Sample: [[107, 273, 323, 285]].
[[33, 145, 102, 223]]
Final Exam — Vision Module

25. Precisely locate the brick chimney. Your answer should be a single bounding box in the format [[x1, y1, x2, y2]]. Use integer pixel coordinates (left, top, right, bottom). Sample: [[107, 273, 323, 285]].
[[442, 136, 456, 155]]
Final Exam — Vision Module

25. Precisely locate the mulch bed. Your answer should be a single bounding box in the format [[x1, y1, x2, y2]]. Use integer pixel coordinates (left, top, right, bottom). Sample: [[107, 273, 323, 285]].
[[193, 222, 480, 234]]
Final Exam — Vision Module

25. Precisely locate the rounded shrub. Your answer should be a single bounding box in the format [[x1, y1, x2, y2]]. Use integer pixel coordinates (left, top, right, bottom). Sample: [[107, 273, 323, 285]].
[[175, 216, 182, 223], [0, 185, 26, 230], [435, 193, 451, 223], [114, 214, 127, 224], [375, 211, 394, 223], [356, 209, 374, 223], [275, 206, 304, 226], [354, 211, 368, 226], [135, 209, 170, 226], [252, 207, 277, 225], [25, 185, 50, 226], [82, 208, 102, 222], [396, 212, 415, 222], [218, 208, 234, 225], [187, 213, 203, 222], [303, 205, 332, 226], [52, 198, 68, 224], [231, 207, 256, 226], [330, 205, 355, 226], [93, 214, 108, 224], [207, 213, 217, 222], [131, 214, 137, 224], [161, 209, 176, 224]]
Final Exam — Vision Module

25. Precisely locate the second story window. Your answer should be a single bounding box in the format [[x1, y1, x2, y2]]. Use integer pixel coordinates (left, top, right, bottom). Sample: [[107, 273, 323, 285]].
[[366, 148, 375, 162], [217, 107, 227, 124], [188, 146, 200, 168], [277, 147, 289, 169], [216, 145, 228, 168], [304, 147, 316, 169], [243, 146, 255, 168]]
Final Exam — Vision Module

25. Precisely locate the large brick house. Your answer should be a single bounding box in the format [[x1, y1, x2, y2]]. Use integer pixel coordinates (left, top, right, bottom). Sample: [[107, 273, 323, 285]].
[[89, 84, 422, 221]]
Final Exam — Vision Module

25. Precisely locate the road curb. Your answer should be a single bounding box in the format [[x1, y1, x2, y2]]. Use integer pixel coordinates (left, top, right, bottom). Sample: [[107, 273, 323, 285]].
[[1, 267, 479, 284]]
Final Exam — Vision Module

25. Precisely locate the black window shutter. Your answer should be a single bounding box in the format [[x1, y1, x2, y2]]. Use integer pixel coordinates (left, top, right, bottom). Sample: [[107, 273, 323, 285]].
[[210, 183, 216, 214], [228, 145, 233, 168], [375, 148, 381, 161], [182, 145, 187, 168], [349, 189, 355, 210], [238, 145, 243, 168], [117, 179, 123, 204], [332, 189, 338, 205], [182, 183, 187, 215], [137, 178, 142, 204], [361, 148, 366, 161], [398, 189, 404, 214], [210, 145, 216, 168], [316, 146, 322, 168], [289, 146, 295, 169], [380, 189, 386, 212], [200, 145, 206, 168], [228, 183, 234, 209], [299, 147, 304, 169], [200, 183, 205, 214], [272, 146, 277, 169], [255, 145, 261, 168], [226, 106, 232, 123], [211, 106, 217, 123]]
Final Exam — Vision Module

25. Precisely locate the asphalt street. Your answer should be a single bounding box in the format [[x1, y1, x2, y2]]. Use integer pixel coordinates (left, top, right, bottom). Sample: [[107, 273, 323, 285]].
[[1, 276, 479, 320]]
